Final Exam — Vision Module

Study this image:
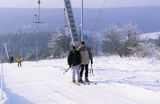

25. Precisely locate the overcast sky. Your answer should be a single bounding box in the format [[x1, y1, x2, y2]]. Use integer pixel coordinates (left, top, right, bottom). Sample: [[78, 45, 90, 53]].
[[0, 0, 160, 8]]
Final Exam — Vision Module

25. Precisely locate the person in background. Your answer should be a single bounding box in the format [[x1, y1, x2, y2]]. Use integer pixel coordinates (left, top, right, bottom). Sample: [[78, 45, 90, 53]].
[[67, 46, 81, 83], [78, 41, 93, 83], [9, 56, 14, 63], [16, 56, 23, 67]]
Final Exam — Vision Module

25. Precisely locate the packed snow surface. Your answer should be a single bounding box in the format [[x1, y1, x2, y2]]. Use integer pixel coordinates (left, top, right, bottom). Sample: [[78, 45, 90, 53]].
[[140, 32, 160, 40], [1, 56, 160, 104]]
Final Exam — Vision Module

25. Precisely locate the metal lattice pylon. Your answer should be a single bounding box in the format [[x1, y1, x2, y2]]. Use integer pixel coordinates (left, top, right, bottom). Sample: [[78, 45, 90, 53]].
[[64, 0, 79, 45]]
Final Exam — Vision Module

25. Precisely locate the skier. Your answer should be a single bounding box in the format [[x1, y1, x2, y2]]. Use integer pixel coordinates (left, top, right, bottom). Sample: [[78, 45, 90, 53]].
[[67, 46, 81, 83], [9, 56, 14, 63], [78, 41, 93, 83], [16, 56, 22, 67]]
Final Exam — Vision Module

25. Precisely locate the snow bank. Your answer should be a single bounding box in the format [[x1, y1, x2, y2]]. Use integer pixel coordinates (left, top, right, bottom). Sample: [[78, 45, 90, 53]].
[[0, 90, 9, 104]]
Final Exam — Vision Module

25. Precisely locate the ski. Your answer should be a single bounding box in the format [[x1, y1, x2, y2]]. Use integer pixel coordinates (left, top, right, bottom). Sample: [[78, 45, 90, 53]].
[[71, 81, 97, 86], [82, 81, 98, 85]]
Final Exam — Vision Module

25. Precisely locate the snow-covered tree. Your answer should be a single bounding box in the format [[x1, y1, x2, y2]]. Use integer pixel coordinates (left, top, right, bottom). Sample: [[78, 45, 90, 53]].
[[122, 23, 141, 56], [102, 24, 124, 57], [156, 36, 160, 48], [101, 23, 141, 57], [131, 42, 160, 60], [48, 28, 71, 58]]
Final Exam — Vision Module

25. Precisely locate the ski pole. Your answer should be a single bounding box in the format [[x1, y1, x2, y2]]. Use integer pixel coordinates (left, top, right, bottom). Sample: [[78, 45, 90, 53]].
[[90, 64, 94, 76], [62, 67, 70, 74]]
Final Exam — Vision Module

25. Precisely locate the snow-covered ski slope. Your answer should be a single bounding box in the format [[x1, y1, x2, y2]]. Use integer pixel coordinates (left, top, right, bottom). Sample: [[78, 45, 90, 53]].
[[2, 56, 160, 104], [140, 32, 160, 40]]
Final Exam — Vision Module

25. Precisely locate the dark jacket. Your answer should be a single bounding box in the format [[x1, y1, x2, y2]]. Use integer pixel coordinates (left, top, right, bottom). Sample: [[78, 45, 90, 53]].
[[68, 49, 81, 66]]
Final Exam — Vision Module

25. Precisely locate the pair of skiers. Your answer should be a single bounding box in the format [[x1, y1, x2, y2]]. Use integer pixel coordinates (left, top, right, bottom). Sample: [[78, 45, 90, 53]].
[[67, 41, 93, 83]]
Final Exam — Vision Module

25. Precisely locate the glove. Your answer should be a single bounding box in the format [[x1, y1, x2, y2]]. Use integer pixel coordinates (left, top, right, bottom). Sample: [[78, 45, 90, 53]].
[[91, 60, 93, 64]]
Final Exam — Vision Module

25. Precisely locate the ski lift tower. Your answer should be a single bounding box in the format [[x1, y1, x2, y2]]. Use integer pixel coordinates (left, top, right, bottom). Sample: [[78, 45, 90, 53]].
[[64, 0, 79, 46], [34, 0, 44, 62]]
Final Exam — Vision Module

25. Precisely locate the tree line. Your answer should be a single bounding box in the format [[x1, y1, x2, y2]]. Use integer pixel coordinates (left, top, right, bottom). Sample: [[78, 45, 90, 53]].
[[1, 23, 160, 62], [48, 23, 160, 59]]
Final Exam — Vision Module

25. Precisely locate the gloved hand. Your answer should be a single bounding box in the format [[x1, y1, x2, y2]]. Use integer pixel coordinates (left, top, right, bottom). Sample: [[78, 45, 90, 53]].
[[91, 60, 93, 64]]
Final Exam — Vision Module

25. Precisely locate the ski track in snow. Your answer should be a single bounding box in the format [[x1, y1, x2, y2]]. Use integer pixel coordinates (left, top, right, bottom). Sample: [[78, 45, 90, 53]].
[[2, 57, 160, 104]]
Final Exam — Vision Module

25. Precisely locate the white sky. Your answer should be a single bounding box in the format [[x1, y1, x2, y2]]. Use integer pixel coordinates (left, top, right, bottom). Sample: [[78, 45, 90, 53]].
[[0, 0, 160, 8]]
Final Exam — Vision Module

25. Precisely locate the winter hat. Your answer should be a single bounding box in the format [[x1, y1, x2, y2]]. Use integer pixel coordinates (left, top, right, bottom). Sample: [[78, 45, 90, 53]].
[[72, 46, 75, 49], [81, 41, 85, 45]]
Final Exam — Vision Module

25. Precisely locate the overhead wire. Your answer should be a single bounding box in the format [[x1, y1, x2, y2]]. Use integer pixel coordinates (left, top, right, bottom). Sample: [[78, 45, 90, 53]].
[[92, 0, 106, 35]]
